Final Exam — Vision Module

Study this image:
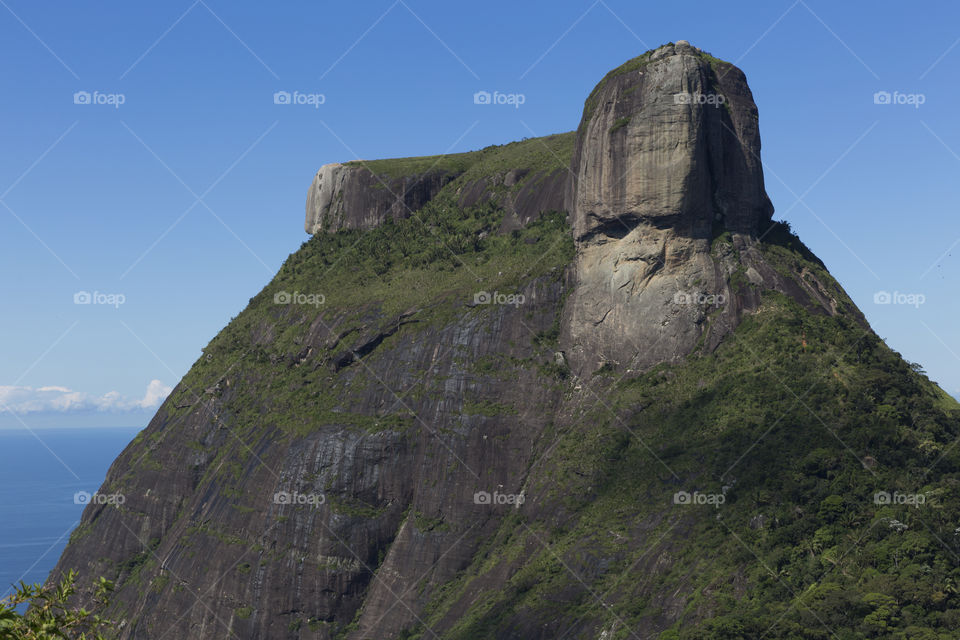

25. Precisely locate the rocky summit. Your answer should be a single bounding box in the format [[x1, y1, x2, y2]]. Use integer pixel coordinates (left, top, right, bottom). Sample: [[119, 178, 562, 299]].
[[51, 43, 960, 639]]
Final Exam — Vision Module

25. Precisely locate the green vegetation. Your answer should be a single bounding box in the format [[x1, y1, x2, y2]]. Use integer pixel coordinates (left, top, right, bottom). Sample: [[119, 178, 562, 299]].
[[344, 132, 574, 182], [344, 149, 479, 179], [75, 110, 960, 637], [462, 398, 518, 417], [397, 226, 960, 639], [327, 493, 385, 519], [164, 133, 575, 449], [609, 116, 631, 134], [0, 570, 114, 639], [761, 219, 827, 268], [413, 511, 451, 533], [695, 49, 728, 70]]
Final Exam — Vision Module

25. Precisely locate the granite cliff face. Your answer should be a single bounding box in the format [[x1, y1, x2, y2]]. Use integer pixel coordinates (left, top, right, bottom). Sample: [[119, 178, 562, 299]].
[[49, 44, 960, 640], [304, 163, 457, 234], [561, 41, 778, 375], [305, 158, 567, 235], [568, 41, 771, 239]]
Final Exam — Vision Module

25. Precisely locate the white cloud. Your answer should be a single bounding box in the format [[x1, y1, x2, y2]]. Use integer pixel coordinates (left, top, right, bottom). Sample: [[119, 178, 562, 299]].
[[0, 379, 172, 414], [141, 379, 173, 407]]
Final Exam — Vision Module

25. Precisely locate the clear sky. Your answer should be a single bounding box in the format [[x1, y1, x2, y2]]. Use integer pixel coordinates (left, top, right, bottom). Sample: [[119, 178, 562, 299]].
[[1, 0, 958, 428]]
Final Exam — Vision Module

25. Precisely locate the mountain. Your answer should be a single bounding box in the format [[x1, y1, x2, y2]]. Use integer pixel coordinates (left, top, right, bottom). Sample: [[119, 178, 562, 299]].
[[50, 41, 960, 639]]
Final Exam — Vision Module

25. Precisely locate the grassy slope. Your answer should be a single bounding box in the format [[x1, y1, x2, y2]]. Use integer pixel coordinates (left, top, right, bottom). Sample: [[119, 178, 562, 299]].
[[146, 133, 577, 466], [343, 132, 574, 181], [109, 127, 960, 638], [404, 232, 960, 640]]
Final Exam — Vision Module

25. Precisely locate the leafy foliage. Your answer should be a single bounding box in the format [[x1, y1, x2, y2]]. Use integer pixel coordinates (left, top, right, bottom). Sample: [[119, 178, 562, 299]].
[[0, 570, 114, 639]]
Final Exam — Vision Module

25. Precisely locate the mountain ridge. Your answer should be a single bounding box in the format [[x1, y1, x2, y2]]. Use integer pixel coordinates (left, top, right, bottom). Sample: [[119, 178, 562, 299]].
[[49, 43, 960, 639]]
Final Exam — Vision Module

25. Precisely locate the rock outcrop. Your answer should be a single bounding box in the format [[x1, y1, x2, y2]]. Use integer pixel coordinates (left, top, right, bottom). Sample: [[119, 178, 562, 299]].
[[568, 41, 772, 241], [561, 41, 780, 375], [305, 163, 459, 234], [305, 153, 570, 236], [302, 43, 811, 377]]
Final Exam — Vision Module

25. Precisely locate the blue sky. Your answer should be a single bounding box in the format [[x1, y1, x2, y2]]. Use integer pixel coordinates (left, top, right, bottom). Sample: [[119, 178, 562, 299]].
[[1, 0, 958, 428]]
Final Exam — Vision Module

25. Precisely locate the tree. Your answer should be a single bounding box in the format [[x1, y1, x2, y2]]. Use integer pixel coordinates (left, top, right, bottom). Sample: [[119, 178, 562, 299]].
[[0, 570, 113, 639]]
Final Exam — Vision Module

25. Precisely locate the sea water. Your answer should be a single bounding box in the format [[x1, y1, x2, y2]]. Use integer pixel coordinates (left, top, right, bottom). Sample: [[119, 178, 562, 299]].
[[0, 426, 139, 598]]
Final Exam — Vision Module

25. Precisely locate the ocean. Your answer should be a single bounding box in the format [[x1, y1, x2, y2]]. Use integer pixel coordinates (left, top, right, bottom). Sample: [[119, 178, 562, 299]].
[[0, 426, 139, 599]]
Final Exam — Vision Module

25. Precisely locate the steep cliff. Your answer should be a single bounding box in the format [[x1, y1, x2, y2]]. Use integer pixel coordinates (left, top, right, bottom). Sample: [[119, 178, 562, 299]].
[[51, 43, 960, 639], [563, 40, 780, 375], [304, 140, 569, 235]]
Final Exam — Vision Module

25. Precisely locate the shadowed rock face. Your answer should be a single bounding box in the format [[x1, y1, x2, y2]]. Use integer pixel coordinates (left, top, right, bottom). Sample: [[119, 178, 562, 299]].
[[561, 42, 779, 375], [49, 44, 859, 640]]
